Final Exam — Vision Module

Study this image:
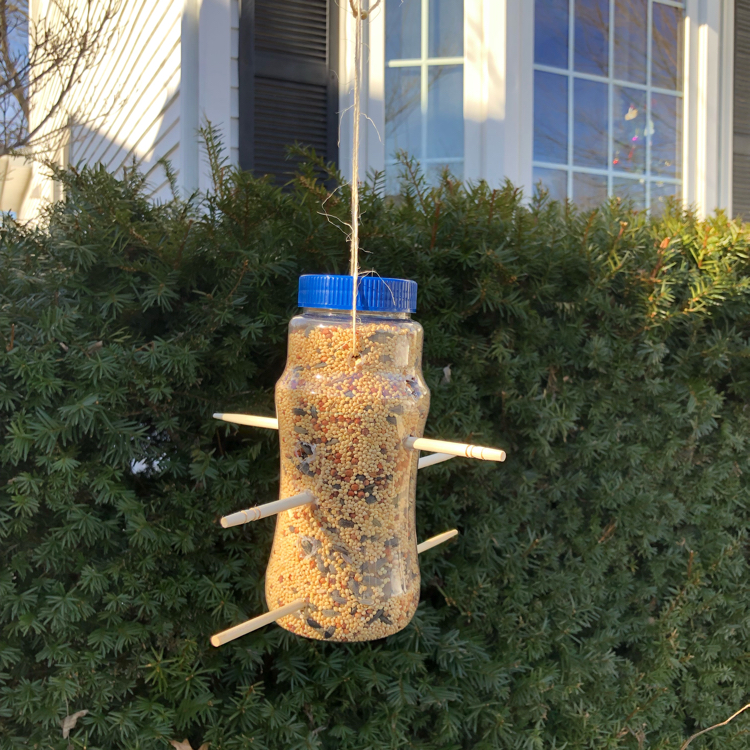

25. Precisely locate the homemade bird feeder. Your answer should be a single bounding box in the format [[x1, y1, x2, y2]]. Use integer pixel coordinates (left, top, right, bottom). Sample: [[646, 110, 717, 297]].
[[210, 274, 506, 646]]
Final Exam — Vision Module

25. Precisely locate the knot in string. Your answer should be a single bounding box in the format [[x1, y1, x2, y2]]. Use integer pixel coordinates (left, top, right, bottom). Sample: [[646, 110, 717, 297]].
[[349, 0, 379, 20]]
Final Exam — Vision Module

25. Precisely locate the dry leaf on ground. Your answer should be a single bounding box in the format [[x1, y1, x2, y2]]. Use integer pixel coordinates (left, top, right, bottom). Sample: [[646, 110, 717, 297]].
[[61, 710, 88, 739], [169, 740, 209, 750]]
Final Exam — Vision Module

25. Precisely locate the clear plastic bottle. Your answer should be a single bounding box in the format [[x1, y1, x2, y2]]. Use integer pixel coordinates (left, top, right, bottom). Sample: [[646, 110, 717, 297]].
[[265, 275, 429, 641]]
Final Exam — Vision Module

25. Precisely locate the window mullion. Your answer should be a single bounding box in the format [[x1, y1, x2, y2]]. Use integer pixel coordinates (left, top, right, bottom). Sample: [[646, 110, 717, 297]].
[[646, 0, 653, 209], [568, 0, 575, 199], [608, 0, 615, 197], [421, 0, 429, 166], [388, 56, 463, 67]]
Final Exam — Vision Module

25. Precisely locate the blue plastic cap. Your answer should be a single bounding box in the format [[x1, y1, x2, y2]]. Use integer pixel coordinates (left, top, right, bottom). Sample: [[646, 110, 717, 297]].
[[298, 274, 417, 313]]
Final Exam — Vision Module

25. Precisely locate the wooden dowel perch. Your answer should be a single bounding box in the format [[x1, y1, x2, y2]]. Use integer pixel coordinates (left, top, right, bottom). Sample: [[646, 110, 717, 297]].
[[218, 458, 456, 528], [210, 598, 306, 647], [417, 452, 454, 469], [417, 529, 459, 553], [220, 491, 315, 528], [214, 413, 278, 430], [214, 413, 503, 463], [405, 437, 506, 462], [210, 529, 459, 646]]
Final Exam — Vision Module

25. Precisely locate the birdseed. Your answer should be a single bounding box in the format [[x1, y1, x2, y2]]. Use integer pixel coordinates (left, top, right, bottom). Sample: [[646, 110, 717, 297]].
[[265, 313, 430, 641]]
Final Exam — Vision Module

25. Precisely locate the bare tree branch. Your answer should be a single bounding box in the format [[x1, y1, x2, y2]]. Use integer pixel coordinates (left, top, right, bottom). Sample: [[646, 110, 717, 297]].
[[0, 0, 121, 157]]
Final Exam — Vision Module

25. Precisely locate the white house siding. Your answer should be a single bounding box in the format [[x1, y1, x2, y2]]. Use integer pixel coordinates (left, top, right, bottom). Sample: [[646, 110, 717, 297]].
[[20, 0, 183, 220], [231, 0, 240, 166], [20, 0, 239, 221], [67, 0, 183, 200]]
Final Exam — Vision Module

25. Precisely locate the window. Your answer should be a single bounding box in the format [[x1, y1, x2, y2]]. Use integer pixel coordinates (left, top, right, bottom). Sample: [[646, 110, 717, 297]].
[[533, 0, 684, 212], [384, 0, 464, 191]]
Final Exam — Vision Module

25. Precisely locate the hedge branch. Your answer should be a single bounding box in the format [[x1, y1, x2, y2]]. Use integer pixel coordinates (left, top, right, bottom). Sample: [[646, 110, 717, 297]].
[[680, 703, 750, 750]]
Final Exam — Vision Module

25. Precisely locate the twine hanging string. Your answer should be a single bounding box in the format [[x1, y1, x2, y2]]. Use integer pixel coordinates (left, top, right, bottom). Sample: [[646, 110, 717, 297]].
[[348, 0, 380, 351]]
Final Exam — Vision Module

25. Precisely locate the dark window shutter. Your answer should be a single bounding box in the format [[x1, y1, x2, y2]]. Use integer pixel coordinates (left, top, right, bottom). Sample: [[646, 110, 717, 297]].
[[734, 0, 750, 216], [239, 0, 339, 182]]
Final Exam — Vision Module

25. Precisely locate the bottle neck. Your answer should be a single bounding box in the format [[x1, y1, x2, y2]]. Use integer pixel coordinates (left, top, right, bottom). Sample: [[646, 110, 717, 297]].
[[302, 308, 412, 320]]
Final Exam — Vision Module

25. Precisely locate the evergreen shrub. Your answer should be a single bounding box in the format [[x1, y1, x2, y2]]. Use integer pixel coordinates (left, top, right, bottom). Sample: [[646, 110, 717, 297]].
[[3, 152, 750, 749]]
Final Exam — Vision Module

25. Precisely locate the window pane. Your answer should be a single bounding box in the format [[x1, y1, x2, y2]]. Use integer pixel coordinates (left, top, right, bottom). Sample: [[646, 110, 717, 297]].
[[426, 161, 464, 184], [385, 167, 401, 196], [650, 180, 680, 215], [535, 0, 568, 68], [573, 172, 608, 208], [614, 0, 647, 84], [575, 0, 609, 76], [385, 67, 421, 158], [534, 166, 568, 202], [386, 0, 421, 61], [427, 65, 464, 158], [429, 0, 463, 57], [574, 78, 608, 168], [651, 92, 682, 177], [613, 176, 646, 209], [533, 0, 684, 213], [652, 3, 683, 90], [534, 71, 568, 163], [613, 86, 647, 173]]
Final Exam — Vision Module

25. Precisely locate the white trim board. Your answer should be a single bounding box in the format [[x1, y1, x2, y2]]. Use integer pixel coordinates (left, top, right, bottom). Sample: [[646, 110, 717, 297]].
[[340, 0, 733, 215]]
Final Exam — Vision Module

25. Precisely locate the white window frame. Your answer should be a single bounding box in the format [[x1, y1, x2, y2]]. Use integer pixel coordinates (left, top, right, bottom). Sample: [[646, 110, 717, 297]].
[[683, 0, 734, 217], [340, 0, 733, 218], [382, 1, 465, 180], [532, 0, 685, 209], [340, 0, 535, 188]]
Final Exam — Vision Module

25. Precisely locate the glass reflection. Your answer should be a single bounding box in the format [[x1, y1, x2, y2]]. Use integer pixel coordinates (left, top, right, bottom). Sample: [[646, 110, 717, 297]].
[[386, 0, 421, 61], [426, 161, 464, 184], [534, 71, 568, 164], [650, 181, 680, 215], [613, 86, 647, 173], [652, 3, 683, 90], [427, 65, 464, 158], [651, 92, 681, 177], [614, 0, 647, 84], [575, 0, 609, 76], [574, 78, 608, 168], [533, 0, 684, 213], [534, 166, 568, 202], [535, 0, 568, 68], [385, 67, 421, 157], [613, 176, 646, 209], [573, 172, 608, 209], [429, 0, 464, 57]]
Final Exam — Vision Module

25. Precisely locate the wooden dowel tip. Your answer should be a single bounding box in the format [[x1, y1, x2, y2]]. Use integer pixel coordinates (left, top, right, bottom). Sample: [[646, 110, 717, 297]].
[[416, 529, 459, 554], [216, 413, 280, 430], [407, 437, 506, 462], [220, 491, 314, 528], [211, 598, 306, 647]]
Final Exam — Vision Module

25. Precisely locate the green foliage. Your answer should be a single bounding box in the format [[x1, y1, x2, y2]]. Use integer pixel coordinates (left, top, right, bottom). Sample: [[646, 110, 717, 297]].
[[3, 147, 750, 750]]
